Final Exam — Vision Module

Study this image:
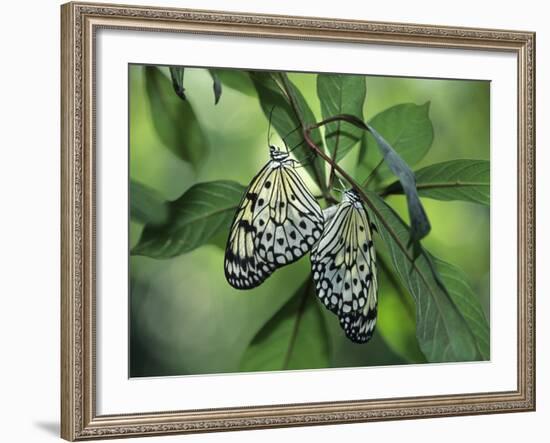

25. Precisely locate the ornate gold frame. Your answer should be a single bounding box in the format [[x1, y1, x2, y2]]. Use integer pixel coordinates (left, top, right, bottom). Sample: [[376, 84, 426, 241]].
[[60, 1, 536, 440]]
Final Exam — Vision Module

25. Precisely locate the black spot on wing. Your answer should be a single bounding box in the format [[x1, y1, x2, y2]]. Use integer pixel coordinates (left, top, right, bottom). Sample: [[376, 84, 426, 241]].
[[238, 220, 256, 234]]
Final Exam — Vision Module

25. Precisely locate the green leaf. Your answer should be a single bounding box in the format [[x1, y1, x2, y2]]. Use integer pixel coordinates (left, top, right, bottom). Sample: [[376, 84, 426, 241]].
[[383, 159, 490, 206], [364, 191, 479, 362], [169, 66, 186, 100], [377, 255, 427, 363], [240, 278, 330, 372], [214, 69, 256, 96], [207, 69, 222, 104], [249, 71, 326, 190], [132, 180, 245, 258], [434, 257, 490, 360], [130, 180, 168, 226], [144, 66, 208, 170], [367, 123, 430, 244], [360, 102, 434, 179], [317, 74, 366, 162]]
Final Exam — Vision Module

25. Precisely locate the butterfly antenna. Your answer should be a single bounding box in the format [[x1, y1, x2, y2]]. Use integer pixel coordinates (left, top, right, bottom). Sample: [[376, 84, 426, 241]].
[[283, 140, 290, 154]]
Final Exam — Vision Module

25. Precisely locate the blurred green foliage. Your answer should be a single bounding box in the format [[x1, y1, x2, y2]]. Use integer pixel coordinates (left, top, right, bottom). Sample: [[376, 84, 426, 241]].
[[129, 65, 490, 377]]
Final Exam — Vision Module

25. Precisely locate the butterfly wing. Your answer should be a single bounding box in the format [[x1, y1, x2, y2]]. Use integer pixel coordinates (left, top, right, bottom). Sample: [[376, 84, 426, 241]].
[[225, 161, 323, 290], [224, 163, 277, 289], [254, 165, 323, 266], [311, 199, 378, 343]]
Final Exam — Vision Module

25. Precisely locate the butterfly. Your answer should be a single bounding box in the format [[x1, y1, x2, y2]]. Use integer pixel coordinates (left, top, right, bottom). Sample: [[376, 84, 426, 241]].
[[311, 188, 378, 343], [224, 144, 324, 290]]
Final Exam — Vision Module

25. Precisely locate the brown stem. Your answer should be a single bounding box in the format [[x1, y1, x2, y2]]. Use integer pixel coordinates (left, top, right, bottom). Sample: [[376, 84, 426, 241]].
[[327, 120, 342, 189], [308, 114, 367, 131], [303, 123, 360, 190]]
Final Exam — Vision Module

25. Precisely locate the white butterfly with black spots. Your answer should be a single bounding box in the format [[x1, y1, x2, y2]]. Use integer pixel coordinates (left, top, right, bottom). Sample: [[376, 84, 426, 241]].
[[225, 145, 324, 289], [311, 188, 378, 343]]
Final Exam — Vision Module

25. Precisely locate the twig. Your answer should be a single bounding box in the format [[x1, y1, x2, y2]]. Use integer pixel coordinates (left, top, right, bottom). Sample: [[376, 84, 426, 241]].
[[327, 120, 341, 189]]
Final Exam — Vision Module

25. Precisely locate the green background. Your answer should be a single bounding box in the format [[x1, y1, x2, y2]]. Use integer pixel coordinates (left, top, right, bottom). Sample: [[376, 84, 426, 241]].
[[129, 66, 490, 377]]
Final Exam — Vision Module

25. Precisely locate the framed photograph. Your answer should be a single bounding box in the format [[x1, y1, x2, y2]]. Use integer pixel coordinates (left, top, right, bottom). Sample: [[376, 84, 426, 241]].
[[61, 1, 536, 440]]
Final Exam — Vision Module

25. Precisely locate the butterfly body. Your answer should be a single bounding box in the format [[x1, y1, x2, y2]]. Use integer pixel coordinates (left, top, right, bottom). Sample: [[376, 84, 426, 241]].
[[225, 145, 323, 290], [311, 189, 378, 343]]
